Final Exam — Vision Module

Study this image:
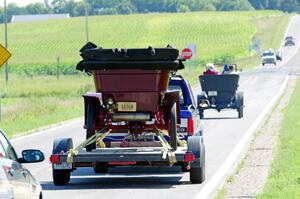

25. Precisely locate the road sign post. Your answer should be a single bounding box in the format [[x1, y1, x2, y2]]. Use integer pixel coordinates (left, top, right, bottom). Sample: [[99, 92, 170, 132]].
[[187, 44, 197, 59], [4, 0, 8, 82]]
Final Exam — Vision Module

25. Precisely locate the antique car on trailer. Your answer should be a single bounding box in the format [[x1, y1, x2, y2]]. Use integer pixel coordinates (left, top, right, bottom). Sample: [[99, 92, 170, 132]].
[[197, 73, 244, 119], [50, 43, 205, 185]]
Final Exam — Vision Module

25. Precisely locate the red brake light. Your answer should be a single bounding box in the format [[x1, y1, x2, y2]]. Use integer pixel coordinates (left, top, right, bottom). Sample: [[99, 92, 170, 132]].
[[184, 152, 195, 162], [108, 162, 136, 165], [187, 118, 194, 136], [50, 154, 60, 164]]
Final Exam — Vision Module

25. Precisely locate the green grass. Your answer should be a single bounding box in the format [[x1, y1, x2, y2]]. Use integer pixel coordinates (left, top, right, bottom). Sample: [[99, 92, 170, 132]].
[[257, 78, 300, 199], [0, 11, 292, 136], [0, 10, 286, 75], [214, 188, 227, 199], [236, 14, 291, 69], [0, 75, 93, 137]]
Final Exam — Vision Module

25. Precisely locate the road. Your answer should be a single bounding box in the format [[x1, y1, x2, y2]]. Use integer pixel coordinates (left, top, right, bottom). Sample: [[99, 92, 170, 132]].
[[12, 15, 300, 199]]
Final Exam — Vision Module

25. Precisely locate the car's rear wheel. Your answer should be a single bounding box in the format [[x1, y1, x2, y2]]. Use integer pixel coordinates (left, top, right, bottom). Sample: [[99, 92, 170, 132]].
[[235, 92, 244, 118], [238, 107, 244, 118]]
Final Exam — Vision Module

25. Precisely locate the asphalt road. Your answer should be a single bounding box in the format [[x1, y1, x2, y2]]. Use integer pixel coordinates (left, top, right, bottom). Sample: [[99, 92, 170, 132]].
[[12, 15, 300, 199]]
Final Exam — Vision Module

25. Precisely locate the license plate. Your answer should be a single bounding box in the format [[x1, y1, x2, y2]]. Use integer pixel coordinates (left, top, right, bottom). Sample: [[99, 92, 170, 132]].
[[53, 162, 72, 170], [117, 102, 137, 112], [177, 127, 187, 133], [208, 91, 218, 96], [180, 118, 188, 127]]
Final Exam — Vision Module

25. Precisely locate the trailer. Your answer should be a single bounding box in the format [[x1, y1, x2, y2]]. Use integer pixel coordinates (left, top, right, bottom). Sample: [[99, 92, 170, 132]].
[[50, 43, 205, 185]]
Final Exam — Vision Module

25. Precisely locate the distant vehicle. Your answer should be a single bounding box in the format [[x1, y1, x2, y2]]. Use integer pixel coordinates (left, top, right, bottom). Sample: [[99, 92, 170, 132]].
[[197, 74, 244, 119], [284, 36, 295, 46], [262, 49, 280, 66], [0, 129, 44, 199]]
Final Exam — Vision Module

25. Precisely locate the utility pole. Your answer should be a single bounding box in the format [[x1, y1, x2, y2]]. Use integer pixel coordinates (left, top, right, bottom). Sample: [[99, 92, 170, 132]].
[[85, 3, 89, 43], [4, 0, 8, 82]]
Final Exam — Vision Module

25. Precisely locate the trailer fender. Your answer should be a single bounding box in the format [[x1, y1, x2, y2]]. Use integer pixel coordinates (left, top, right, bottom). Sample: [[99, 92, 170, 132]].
[[162, 91, 181, 124], [83, 92, 103, 127]]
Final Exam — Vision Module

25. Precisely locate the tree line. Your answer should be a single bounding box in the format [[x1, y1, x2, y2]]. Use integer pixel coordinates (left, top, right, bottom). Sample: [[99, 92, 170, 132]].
[[1, 0, 299, 23]]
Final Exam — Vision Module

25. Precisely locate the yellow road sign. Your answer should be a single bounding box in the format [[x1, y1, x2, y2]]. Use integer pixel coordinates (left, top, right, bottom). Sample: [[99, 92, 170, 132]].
[[0, 44, 11, 68]]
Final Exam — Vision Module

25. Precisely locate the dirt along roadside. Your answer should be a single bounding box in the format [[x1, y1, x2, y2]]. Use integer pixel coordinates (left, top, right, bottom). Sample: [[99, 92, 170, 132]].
[[217, 76, 297, 199]]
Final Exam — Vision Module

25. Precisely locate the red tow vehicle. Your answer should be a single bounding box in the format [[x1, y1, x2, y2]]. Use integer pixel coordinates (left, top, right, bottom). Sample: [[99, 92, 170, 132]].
[[50, 43, 205, 185]]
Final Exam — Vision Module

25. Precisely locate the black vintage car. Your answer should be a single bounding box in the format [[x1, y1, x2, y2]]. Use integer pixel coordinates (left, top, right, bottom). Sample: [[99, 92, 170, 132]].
[[284, 36, 295, 46], [197, 74, 244, 119]]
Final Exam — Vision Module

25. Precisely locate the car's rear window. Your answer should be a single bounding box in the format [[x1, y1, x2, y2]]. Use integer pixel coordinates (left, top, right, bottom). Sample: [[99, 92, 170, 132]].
[[263, 52, 274, 56], [168, 84, 185, 105]]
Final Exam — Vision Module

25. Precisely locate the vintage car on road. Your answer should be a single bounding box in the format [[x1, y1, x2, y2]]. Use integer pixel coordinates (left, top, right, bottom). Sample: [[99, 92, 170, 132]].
[[50, 43, 205, 185], [0, 129, 44, 199], [197, 73, 244, 119], [284, 36, 295, 46]]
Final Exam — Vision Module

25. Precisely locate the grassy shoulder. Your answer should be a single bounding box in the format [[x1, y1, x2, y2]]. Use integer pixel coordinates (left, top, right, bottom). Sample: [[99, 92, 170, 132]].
[[0, 75, 93, 137], [257, 78, 300, 199], [236, 14, 291, 69]]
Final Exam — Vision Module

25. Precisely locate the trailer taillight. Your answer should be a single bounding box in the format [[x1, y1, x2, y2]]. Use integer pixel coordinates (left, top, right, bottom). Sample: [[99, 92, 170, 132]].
[[184, 152, 195, 162], [187, 118, 194, 136], [50, 154, 61, 164]]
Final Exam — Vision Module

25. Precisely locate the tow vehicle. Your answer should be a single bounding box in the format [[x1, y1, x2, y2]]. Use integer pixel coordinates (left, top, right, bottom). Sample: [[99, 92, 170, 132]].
[[50, 43, 205, 185], [168, 75, 204, 171]]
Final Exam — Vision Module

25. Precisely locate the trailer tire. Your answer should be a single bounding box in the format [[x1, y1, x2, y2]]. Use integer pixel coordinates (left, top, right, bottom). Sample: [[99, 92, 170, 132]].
[[94, 163, 109, 173], [52, 138, 73, 186], [169, 102, 177, 151], [188, 136, 205, 184], [190, 165, 205, 184], [86, 103, 96, 152]]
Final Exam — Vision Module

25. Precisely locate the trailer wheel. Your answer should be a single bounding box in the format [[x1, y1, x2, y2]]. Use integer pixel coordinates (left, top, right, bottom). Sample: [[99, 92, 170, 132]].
[[169, 102, 177, 151], [188, 136, 205, 184], [94, 163, 109, 173], [52, 138, 73, 186], [86, 103, 96, 152]]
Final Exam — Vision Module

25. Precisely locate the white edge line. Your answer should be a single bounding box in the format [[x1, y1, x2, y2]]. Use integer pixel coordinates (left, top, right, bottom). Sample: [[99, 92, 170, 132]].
[[194, 75, 289, 199]]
